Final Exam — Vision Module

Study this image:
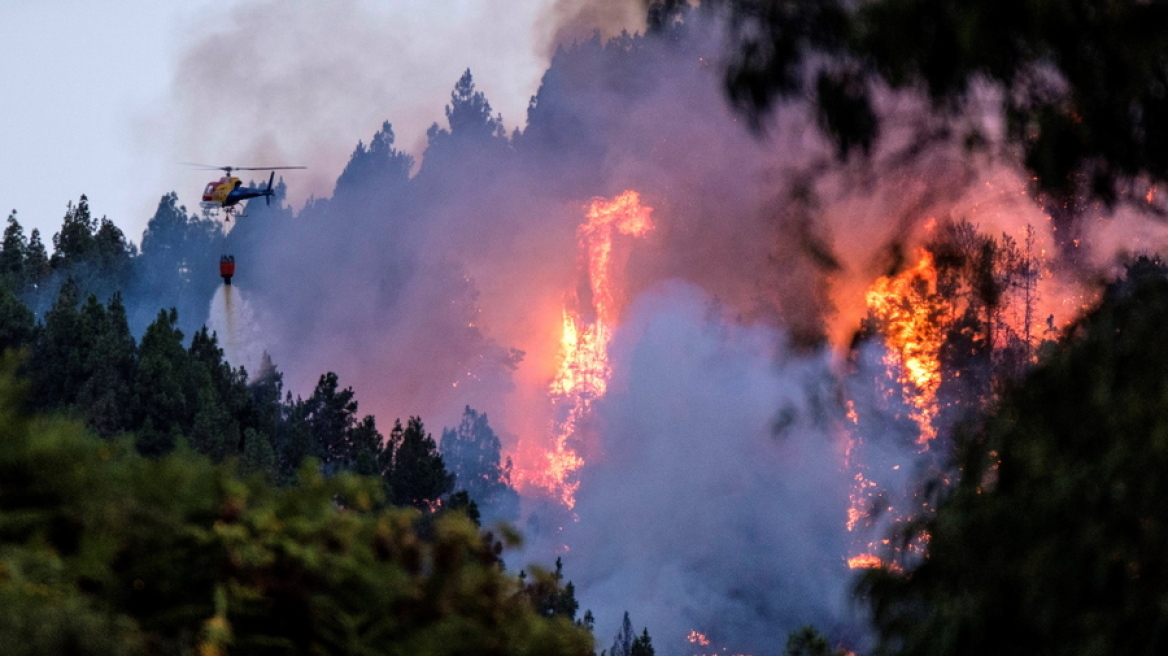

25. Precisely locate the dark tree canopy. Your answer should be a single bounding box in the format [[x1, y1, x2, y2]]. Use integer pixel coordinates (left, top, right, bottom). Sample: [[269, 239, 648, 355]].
[[386, 416, 454, 510], [440, 406, 520, 523], [861, 264, 1168, 655], [0, 359, 595, 656], [719, 0, 1168, 212], [334, 121, 414, 197]]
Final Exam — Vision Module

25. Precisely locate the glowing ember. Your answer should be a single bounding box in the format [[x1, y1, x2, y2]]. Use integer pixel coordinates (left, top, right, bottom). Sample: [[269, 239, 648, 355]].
[[529, 190, 655, 508], [687, 631, 711, 646], [847, 553, 884, 569]]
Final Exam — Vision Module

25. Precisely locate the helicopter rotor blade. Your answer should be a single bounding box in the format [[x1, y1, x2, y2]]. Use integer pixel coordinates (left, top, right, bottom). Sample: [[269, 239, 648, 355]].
[[179, 163, 306, 172], [230, 166, 307, 171]]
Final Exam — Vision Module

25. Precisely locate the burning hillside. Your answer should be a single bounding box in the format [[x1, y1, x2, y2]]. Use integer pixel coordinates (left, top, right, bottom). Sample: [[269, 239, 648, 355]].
[[144, 5, 1168, 656], [515, 190, 655, 508]]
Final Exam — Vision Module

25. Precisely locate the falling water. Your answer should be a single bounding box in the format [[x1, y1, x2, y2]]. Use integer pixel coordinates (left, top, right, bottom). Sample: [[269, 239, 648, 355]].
[[207, 284, 266, 378]]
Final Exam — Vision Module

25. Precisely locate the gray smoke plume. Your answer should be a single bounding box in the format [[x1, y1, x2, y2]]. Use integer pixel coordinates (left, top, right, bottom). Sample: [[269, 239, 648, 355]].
[[159, 0, 558, 210], [526, 281, 877, 654], [534, 0, 648, 58]]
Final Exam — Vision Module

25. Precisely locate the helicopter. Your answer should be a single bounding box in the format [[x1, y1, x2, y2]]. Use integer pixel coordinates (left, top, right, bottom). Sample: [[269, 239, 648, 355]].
[[195, 165, 305, 219], [188, 164, 305, 285]]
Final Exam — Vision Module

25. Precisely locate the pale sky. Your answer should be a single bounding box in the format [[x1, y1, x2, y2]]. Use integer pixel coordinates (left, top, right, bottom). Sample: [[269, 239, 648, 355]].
[[1, 0, 614, 244]]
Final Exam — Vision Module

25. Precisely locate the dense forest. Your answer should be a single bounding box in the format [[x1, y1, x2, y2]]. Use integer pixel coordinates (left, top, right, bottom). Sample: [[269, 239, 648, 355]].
[[6, 1, 1168, 654]]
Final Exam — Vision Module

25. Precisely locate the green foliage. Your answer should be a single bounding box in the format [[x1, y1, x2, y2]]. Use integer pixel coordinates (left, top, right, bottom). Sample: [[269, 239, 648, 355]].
[[0, 359, 594, 655], [861, 266, 1168, 655], [23, 229, 49, 290], [187, 326, 249, 461], [630, 628, 655, 656], [386, 417, 454, 510], [520, 556, 580, 625], [133, 192, 221, 336], [303, 372, 360, 471], [0, 212, 28, 288], [0, 274, 34, 356], [75, 293, 137, 437], [51, 195, 99, 267], [784, 626, 846, 656], [239, 427, 276, 481], [26, 279, 87, 411], [134, 308, 188, 455]]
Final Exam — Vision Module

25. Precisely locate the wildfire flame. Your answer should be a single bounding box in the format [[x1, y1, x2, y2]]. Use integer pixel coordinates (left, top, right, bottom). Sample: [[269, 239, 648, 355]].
[[687, 631, 711, 646], [531, 190, 654, 508], [846, 249, 946, 569], [863, 249, 946, 444], [846, 553, 884, 569], [687, 629, 752, 656]]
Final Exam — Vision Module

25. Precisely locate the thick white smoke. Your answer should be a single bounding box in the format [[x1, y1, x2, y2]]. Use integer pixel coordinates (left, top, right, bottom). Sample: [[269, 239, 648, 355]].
[[545, 281, 867, 654]]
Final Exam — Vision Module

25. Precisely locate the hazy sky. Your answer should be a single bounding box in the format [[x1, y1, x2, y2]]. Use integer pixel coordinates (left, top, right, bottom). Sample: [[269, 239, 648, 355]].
[[2, 0, 636, 243]]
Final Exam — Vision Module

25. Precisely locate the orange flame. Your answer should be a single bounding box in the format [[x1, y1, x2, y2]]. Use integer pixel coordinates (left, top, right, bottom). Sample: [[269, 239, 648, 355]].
[[846, 553, 884, 569], [687, 630, 711, 646], [863, 250, 946, 444], [530, 191, 655, 508], [846, 249, 947, 569]]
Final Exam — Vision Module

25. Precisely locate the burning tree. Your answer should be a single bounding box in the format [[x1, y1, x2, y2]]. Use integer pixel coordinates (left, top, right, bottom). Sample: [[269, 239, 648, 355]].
[[854, 218, 1045, 445], [859, 259, 1168, 656], [845, 219, 1046, 566], [523, 190, 655, 509]]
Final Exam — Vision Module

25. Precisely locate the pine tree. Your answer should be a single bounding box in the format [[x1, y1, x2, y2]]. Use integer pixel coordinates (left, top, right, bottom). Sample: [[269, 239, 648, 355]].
[[51, 195, 97, 268], [303, 372, 358, 472], [247, 352, 284, 449], [334, 121, 414, 196], [609, 611, 635, 656], [27, 279, 86, 410], [386, 416, 454, 510], [784, 626, 846, 656], [187, 327, 248, 461], [134, 192, 221, 336], [135, 308, 189, 455], [24, 228, 49, 288], [275, 398, 315, 484], [0, 278, 34, 357], [75, 293, 137, 437], [240, 427, 277, 481], [0, 211, 28, 287], [440, 406, 520, 522], [349, 414, 387, 478], [442, 69, 505, 140], [523, 557, 581, 621], [861, 263, 1168, 655], [422, 69, 510, 174], [630, 628, 655, 656]]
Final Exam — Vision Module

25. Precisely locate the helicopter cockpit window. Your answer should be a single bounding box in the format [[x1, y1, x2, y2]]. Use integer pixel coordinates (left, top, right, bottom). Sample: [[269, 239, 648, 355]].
[[203, 182, 217, 196]]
